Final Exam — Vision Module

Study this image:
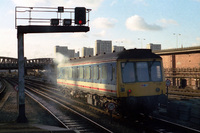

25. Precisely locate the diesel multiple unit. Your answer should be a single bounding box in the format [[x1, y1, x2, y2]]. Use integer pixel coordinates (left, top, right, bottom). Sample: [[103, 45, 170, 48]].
[[57, 49, 166, 114]]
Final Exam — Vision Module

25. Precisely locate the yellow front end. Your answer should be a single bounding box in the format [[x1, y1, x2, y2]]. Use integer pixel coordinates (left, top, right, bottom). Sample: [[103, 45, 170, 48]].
[[117, 59, 166, 98], [118, 82, 166, 97]]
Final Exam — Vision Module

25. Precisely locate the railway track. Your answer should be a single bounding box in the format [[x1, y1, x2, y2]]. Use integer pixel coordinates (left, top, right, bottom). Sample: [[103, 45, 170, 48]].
[[168, 89, 200, 98], [25, 87, 113, 132], [0, 79, 6, 93], [4, 77, 200, 133], [152, 116, 200, 133], [25, 79, 119, 119], [6, 78, 114, 132], [137, 114, 200, 133], [0, 78, 7, 100], [23, 79, 200, 133]]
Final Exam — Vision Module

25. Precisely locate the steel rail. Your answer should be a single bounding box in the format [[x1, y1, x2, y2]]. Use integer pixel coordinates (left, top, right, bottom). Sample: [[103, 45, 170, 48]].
[[26, 85, 113, 133], [152, 116, 200, 133], [25, 89, 70, 129]]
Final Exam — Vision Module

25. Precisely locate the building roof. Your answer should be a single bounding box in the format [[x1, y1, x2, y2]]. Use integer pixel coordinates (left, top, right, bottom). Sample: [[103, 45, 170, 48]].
[[154, 46, 200, 55]]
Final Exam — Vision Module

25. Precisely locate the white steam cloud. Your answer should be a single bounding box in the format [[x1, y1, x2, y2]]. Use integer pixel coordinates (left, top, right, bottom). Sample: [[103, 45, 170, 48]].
[[55, 52, 70, 66]]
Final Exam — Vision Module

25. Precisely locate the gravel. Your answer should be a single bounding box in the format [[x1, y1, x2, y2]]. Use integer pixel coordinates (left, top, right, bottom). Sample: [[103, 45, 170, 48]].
[[0, 81, 63, 127]]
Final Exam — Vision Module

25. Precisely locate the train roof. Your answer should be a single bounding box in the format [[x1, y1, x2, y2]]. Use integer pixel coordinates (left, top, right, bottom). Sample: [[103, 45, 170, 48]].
[[58, 49, 161, 66], [117, 49, 161, 59]]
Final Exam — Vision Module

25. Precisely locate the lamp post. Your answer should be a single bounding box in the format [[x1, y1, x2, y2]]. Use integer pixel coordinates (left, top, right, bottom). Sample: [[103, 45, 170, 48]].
[[173, 33, 181, 48], [138, 38, 145, 48]]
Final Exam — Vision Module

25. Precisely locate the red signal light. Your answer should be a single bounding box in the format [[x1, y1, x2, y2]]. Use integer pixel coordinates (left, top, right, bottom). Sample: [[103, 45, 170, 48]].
[[79, 20, 83, 24], [128, 89, 132, 93], [75, 7, 86, 25]]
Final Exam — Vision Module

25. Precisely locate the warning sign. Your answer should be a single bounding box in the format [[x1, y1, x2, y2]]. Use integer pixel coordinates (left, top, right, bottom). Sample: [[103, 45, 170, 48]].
[[107, 102, 115, 111], [166, 79, 171, 87]]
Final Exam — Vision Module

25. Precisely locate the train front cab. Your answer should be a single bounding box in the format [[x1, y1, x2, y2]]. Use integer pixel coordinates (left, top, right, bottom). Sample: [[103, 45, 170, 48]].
[[117, 58, 166, 113]]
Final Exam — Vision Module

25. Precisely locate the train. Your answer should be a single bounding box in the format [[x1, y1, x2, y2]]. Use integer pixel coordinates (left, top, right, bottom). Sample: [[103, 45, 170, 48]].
[[57, 49, 166, 115]]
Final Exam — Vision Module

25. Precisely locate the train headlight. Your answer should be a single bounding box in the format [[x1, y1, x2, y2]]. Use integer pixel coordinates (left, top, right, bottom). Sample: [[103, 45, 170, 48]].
[[156, 88, 160, 92]]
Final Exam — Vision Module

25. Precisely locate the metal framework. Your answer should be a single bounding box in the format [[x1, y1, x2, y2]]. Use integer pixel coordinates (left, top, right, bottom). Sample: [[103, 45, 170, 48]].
[[15, 6, 91, 123], [0, 57, 54, 70], [15, 6, 91, 28]]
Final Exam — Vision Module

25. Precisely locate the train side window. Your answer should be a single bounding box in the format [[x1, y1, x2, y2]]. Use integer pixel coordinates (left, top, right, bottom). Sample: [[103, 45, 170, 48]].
[[76, 67, 79, 79], [98, 65, 101, 80], [83, 66, 85, 79], [79, 66, 83, 79], [90, 66, 93, 79], [72, 67, 78, 80], [68, 67, 72, 79], [111, 63, 116, 84], [151, 62, 162, 81], [102, 65, 107, 80], [112, 65, 116, 81], [65, 68, 68, 79], [93, 65, 98, 80], [85, 66, 90, 79], [61, 68, 65, 79], [72, 67, 75, 79]]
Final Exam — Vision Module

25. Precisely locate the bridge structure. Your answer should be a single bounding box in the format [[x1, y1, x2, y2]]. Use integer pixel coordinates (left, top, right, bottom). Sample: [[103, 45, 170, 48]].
[[0, 57, 55, 70]]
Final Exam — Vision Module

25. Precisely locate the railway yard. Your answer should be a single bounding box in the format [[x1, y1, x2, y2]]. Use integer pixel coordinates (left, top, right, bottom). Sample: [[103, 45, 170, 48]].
[[0, 3, 200, 133], [0, 77, 200, 133]]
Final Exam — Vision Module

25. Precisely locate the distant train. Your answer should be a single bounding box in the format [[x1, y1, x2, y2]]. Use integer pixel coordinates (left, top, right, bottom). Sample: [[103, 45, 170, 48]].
[[57, 49, 166, 114]]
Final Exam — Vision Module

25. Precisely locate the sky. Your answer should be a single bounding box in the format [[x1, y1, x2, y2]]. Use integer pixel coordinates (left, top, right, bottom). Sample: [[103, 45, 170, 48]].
[[0, 0, 200, 59]]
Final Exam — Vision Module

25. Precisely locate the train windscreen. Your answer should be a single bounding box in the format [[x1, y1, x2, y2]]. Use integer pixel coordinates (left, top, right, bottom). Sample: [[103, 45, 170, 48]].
[[121, 61, 162, 83]]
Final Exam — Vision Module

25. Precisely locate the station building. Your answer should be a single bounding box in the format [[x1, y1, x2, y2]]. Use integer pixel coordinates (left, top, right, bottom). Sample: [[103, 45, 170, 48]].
[[154, 46, 200, 89]]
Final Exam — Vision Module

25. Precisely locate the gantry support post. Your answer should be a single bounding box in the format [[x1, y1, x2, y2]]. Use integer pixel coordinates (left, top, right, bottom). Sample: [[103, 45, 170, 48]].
[[17, 32, 27, 123], [15, 6, 90, 123]]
